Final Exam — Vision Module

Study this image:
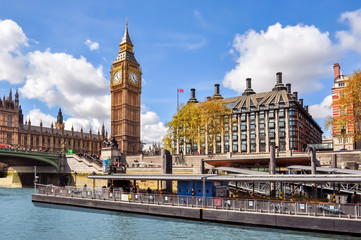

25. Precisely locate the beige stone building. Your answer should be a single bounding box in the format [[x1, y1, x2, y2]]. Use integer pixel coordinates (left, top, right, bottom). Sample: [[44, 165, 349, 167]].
[[177, 73, 323, 155]]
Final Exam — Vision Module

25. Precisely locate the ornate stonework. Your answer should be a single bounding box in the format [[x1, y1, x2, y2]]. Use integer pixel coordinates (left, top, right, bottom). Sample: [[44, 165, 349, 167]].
[[111, 21, 141, 155], [0, 90, 104, 154]]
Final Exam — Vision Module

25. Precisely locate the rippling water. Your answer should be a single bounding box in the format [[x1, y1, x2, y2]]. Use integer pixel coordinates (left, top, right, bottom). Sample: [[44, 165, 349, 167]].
[[0, 188, 357, 240]]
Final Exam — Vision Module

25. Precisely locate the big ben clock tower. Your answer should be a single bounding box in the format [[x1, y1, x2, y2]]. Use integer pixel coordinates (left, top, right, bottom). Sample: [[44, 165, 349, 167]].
[[111, 20, 141, 155]]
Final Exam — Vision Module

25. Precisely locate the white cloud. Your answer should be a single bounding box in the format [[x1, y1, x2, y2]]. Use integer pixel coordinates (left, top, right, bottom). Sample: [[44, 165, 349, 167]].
[[65, 117, 103, 132], [336, 8, 361, 53], [223, 23, 337, 94], [25, 108, 56, 127], [141, 110, 167, 144], [20, 50, 110, 126], [308, 95, 332, 119], [0, 20, 110, 132], [85, 39, 99, 51], [0, 19, 28, 84]]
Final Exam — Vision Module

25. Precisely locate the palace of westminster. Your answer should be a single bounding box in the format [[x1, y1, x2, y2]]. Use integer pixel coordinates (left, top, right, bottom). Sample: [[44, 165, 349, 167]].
[[0, 22, 331, 156]]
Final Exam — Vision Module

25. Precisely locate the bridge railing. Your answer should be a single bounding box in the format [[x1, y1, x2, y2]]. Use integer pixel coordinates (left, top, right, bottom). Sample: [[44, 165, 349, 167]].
[[36, 184, 361, 219]]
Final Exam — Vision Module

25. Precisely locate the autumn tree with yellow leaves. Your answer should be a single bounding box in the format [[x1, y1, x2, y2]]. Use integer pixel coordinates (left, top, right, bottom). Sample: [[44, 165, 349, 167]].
[[326, 70, 361, 149], [163, 99, 230, 154]]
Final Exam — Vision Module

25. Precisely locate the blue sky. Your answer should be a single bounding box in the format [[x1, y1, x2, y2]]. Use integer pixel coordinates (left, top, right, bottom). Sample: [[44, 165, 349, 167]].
[[1, 0, 361, 144]]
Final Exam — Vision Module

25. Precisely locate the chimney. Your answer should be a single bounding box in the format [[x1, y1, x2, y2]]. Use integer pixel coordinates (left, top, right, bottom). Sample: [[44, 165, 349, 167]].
[[242, 78, 256, 96], [293, 92, 298, 100], [286, 83, 291, 94], [213, 84, 223, 99], [333, 63, 340, 79], [305, 105, 308, 112], [215, 84, 220, 95], [276, 72, 282, 84], [299, 98, 303, 107], [272, 72, 287, 91], [188, 88, 198, 103], [246, 78, 252, 89], [207, 96, 212, 101]]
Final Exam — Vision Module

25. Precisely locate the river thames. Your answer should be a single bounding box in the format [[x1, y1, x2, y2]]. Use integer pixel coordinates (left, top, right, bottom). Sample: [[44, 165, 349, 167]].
[[0, 188, 358, 240]]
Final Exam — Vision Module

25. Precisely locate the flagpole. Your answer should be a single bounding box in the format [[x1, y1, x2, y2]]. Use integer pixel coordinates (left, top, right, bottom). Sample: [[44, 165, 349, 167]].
[[177, 88, 179, 112]]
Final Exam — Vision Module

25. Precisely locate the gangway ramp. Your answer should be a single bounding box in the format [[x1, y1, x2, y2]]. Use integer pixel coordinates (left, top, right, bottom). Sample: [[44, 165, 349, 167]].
[[287, 165, 361, 174], [216, 167, 268, 175]]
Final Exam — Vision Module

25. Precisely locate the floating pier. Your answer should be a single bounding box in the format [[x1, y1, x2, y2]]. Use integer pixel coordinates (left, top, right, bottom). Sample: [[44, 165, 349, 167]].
[[32, 185, 361, 235]]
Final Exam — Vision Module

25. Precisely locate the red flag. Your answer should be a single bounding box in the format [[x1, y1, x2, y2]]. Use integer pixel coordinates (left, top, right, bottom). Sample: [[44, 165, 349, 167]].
[[178, 88, 184, 93]]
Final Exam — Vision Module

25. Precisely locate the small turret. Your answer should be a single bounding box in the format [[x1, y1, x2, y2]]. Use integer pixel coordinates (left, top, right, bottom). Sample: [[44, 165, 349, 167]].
[[19, 105, 23, 125], [102, 123, 105, 137], [15, 89, 19, 106], [56, 108, 65, 129], [8, 89, 12, 101]]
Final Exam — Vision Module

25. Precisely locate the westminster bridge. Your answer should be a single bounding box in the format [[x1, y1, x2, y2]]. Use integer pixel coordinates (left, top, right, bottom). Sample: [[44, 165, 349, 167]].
[[0, 148, 63, 172]]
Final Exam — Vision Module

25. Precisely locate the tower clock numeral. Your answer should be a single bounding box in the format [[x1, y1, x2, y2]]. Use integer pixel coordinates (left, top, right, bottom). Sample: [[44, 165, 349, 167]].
[[113, 71, 122, 84], [129, 72, 138, 84]]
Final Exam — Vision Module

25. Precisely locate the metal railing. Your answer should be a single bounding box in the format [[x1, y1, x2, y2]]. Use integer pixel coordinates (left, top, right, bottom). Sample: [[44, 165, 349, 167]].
[[36, 185, 361, 219]]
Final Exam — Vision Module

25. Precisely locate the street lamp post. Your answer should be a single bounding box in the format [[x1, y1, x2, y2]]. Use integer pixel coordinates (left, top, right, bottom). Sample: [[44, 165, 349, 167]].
[[92, 171, 96, 195], [34, 166, 38, 193], [74, 171, 78, 188]]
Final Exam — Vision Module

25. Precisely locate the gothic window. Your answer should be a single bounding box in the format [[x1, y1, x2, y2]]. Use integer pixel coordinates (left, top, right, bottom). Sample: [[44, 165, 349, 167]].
[[7, 116, 12, 127], [7, 133, 12, 144]]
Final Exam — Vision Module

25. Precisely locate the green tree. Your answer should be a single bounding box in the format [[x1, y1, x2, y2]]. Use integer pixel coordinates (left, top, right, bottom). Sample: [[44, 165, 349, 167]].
[[325, 70, 361, 148]]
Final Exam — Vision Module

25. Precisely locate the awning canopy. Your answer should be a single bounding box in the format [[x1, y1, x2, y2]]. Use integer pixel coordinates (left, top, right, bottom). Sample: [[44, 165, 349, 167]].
[[204, 156, 311, 168], [88, 173, 361, 183]]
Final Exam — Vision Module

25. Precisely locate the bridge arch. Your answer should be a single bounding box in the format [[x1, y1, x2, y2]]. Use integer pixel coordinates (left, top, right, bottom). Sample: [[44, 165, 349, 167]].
[[0, 149, 61, 172]]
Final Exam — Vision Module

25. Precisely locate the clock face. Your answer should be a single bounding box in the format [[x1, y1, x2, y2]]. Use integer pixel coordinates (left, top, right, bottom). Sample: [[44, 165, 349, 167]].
[[113, 71, 122, 84], [129, 72, 138, 84]]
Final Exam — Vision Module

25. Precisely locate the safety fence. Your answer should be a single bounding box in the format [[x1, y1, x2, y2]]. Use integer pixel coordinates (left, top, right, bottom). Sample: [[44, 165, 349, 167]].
[[36, 185, 361, 219]]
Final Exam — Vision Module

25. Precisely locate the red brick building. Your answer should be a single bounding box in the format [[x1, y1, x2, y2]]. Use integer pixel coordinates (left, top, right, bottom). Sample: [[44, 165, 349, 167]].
[[331, 63, 361, 150]]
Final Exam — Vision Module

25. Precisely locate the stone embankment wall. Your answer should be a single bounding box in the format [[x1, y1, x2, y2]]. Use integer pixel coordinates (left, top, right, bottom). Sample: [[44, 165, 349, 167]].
[[0, 171, 22, 188]]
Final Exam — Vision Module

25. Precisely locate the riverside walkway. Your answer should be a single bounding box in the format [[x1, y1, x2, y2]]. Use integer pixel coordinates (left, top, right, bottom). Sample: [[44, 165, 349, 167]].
[[32, 184, 361, 235]]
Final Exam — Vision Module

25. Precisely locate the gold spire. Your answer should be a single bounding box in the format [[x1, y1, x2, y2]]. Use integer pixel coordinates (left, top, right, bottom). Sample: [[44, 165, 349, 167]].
[[120, 17, 133, 45], [114, 18, 137, 63]]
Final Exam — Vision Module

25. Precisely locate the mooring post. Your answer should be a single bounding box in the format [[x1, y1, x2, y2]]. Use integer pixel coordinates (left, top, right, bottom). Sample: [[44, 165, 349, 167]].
[[331, 154, 337, 168], [34, 166, 37, 193], [269, 144, 276, 197], [202, 177, 206, 207], [161, 149, 172, 193], [310, 147, 317, 175], [310, 147, 317, 198]]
